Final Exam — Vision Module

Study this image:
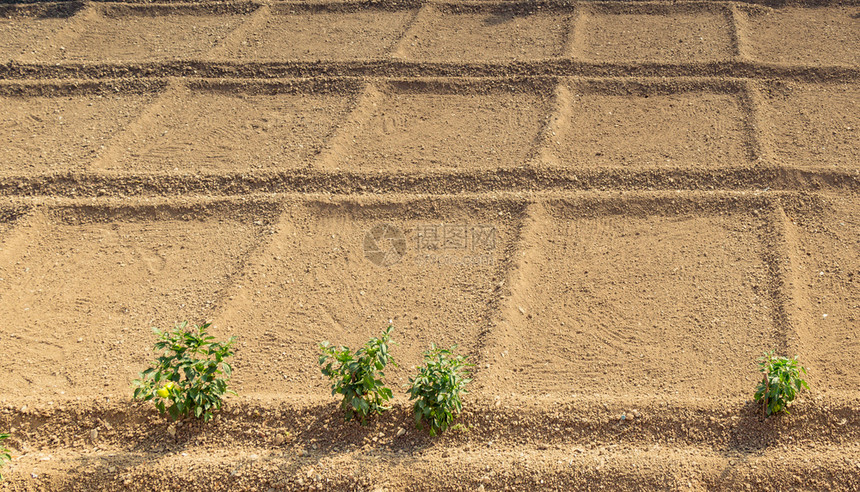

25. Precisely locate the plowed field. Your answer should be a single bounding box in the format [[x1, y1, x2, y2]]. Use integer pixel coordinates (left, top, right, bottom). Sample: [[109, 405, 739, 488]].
[[0, 1, 858, 491]]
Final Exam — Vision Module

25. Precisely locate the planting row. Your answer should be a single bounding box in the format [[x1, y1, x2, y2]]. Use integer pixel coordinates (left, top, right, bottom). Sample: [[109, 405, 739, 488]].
[[0, 196, 857, 400], [135, 321, 805, 424], [1, 3, 857, 66], [0, 78, 857, 175], [0, 318, 810, 481]]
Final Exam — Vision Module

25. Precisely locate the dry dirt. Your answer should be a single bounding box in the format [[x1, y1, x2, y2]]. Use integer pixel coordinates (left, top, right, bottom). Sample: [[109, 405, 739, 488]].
[[0, 1, 858, 491]]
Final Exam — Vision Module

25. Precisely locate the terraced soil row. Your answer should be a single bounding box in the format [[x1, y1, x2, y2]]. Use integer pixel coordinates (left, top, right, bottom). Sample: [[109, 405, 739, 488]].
[[1, 395, 860, 490], [1, 2, 857, 66], [0, 77, 857, 193], [0, 192, 856, 398]]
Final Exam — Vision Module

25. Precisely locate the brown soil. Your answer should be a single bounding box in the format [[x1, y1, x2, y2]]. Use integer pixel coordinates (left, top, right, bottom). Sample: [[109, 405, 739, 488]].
[[396, 6, 571, 62], [544, 80, 751, 169], [35, 4, 253, 63], [760, 81, 859, 170], [743, 6, 860, 66], [490, 202, 775, 399], [0, 86, 159, 175], [0, 1, 858, 491], [578, 4, 736, 63], [95, 82, 357, 173], [230, 5, 415, 61], [325, 80, 552, 171]]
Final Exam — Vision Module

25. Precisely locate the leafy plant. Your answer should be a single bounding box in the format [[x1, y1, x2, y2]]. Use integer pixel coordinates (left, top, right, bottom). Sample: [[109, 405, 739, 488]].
[[133, 321, 236, 422], [407, 345, 472, 436], [754, 351, 808, 416], [0, 432, 10, 481], [319, 326, 396, 424]]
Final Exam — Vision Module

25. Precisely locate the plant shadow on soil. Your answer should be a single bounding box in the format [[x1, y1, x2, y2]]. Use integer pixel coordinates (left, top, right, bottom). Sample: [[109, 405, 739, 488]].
[[114, 400, 449, 457], [9, 395, 846, 459], [724, 399, 844, 455], [137, 399, 812, 456], [482, 12, 532, 27]]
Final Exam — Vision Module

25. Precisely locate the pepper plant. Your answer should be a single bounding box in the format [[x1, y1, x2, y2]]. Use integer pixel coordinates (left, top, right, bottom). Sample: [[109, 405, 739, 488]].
[[407, 344, 472, 436], [0, 432, 10, 480], [133, 321, 235, 422], [319, 326, 396, 424], [754, 351, 808, 416]]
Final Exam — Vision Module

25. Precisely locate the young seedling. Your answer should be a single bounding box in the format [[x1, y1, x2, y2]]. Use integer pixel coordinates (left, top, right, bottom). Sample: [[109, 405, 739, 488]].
[[451, 423, 471, 434], [319, 326, 396, 424], [133, 321, 236, 422], [754, 351, 809, 416], [0, 432, 10, 481], [407, 345, 472, 436]]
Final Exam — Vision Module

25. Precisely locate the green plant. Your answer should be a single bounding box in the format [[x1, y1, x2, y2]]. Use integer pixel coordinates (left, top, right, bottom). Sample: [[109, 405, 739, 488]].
[[0, 432, 10, 481], [451, 423, 471, 434], [133, 321, 236, 422], [319, 326, 396, 424], [407, 345, 472, 436], [754, 351, 808, 416]]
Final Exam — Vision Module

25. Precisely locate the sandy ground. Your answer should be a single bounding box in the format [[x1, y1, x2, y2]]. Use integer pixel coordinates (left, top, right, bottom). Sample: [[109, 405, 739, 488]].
[[0, 1, 858, 490]]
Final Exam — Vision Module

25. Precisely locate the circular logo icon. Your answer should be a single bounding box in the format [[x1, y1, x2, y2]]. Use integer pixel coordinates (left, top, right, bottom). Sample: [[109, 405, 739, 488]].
[[363, 223, 407, 267]]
